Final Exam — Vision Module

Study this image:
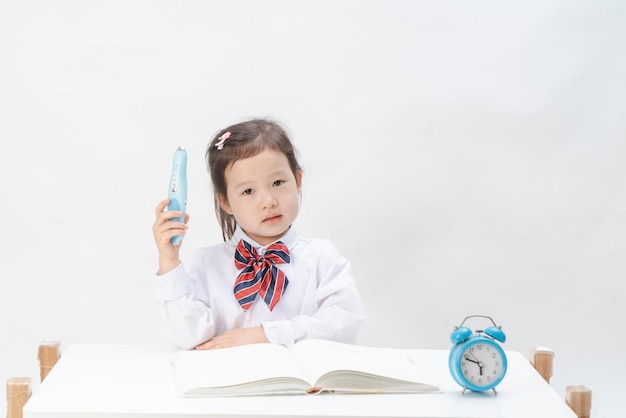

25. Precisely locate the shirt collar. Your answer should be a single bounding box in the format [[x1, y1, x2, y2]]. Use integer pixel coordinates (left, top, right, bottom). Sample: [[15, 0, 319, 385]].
[[230, 225, 297, 251]]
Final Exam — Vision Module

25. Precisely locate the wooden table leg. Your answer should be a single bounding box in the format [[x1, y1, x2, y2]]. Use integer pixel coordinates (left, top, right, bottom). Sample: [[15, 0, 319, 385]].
[[565, 385, 592, 418], [38, 340, 61, 382], [530, 347, 554, 383], [6, 377, 32, 418]]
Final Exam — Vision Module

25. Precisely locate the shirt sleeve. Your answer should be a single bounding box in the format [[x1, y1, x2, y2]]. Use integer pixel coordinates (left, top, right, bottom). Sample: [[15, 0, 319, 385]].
[[153, 261, 216, 350], [264, 240, 366, 346], [261, 320, 295, 346]]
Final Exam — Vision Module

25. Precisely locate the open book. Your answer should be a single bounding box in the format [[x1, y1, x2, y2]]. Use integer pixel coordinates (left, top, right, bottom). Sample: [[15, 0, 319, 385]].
[[170, 339, 440, 397]]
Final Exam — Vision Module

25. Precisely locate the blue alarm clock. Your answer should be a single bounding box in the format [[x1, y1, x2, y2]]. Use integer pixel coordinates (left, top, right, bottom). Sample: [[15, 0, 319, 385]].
[[449, 314, 507, 393]]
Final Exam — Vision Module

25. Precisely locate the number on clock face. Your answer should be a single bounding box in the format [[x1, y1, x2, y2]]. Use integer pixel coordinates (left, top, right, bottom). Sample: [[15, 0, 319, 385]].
[[460, 343, 504, 386]]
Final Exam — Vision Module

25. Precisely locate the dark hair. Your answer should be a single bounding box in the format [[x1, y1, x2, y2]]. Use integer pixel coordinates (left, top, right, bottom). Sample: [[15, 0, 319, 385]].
[[206, 118, 303, 241]]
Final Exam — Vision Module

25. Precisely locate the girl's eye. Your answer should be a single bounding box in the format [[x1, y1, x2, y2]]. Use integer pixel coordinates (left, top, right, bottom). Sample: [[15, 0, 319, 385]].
[[242, 188, 253, 196], [273, 180, 285, 187]]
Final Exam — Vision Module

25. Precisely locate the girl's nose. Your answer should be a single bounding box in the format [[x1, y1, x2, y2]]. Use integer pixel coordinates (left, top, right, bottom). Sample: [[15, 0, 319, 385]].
[[261, 190, 278, 209]]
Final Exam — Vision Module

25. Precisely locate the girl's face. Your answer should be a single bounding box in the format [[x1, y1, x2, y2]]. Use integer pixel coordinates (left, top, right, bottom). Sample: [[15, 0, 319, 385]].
[[218, 149, 302, 246]]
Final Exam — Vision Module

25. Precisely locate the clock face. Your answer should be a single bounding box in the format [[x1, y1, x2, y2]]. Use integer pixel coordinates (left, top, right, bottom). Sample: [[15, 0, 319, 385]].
[[457, 340, 506, 390]]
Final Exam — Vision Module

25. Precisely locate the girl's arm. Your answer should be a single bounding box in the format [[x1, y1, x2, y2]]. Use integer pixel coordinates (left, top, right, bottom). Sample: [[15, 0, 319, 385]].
[[194, 326, 269, 350], [263, 241, 366, 346], [153, 263, 216, 350]]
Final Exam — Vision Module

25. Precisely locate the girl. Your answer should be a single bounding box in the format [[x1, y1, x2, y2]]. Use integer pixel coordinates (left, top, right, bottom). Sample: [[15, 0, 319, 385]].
[[152, 118, 365, 350]]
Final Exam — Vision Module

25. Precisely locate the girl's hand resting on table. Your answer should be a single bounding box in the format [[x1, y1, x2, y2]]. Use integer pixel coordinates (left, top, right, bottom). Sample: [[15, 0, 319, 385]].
[[195, 327, 270, 350], [153, 199, 189, 275]]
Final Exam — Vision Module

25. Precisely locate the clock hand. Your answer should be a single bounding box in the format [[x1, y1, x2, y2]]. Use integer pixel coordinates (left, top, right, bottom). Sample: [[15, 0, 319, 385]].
[[464, 356, 480, 365], [469, 350, 480, 362], [465, 354, 485, 376]]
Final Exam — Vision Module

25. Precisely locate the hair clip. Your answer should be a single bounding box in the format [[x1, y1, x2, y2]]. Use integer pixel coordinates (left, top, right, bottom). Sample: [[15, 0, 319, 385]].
[[215, 131, 231, 150]]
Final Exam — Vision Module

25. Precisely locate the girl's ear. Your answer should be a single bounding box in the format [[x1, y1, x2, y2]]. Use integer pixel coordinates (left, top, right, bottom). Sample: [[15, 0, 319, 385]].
[[216, 193, 233, 215], [296, 170, 303, 191]]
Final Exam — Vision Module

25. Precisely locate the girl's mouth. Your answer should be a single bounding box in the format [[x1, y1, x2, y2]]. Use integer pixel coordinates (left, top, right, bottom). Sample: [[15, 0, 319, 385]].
[[263, 214, 282, 224]]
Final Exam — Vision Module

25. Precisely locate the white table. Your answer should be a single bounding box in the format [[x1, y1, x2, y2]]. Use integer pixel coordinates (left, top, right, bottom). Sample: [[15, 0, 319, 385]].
[[23, 344, 576, 418]]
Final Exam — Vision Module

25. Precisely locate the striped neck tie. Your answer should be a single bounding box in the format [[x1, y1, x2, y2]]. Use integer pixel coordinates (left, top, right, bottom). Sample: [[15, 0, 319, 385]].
[[233, 239, 290, 311]]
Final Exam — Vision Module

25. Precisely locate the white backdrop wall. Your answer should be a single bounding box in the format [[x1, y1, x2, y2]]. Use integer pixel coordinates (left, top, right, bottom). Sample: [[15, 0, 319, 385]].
[[1, 1, 624, 417]]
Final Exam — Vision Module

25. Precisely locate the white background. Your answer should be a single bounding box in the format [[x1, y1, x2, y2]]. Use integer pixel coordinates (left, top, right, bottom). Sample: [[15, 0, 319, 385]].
[[1, 1, 624, 417]]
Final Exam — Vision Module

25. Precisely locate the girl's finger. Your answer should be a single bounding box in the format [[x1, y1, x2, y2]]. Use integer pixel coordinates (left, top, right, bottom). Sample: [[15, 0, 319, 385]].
[[154, 199, 170, 215]]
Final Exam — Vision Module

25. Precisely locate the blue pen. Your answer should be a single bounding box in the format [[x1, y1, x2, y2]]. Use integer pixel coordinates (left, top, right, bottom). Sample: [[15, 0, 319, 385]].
[[167, 147, 188, 246]]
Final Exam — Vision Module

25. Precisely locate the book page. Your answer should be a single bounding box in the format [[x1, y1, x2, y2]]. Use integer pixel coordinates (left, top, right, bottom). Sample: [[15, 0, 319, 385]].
[[289, 339, 437, 391], [171, 343, 311, 395]]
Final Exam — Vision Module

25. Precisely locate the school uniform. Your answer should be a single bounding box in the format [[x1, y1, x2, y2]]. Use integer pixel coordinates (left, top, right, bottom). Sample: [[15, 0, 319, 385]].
[[153, 226, 365, 349]]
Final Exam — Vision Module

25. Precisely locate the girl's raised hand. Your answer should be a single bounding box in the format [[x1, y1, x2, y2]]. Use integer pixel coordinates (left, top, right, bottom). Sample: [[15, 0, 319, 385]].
[[153, 199, 190, 274]]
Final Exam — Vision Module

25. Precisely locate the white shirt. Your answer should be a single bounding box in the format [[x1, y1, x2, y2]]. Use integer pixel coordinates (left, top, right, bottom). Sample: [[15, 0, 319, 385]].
[[153, 226, 366, 349]]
